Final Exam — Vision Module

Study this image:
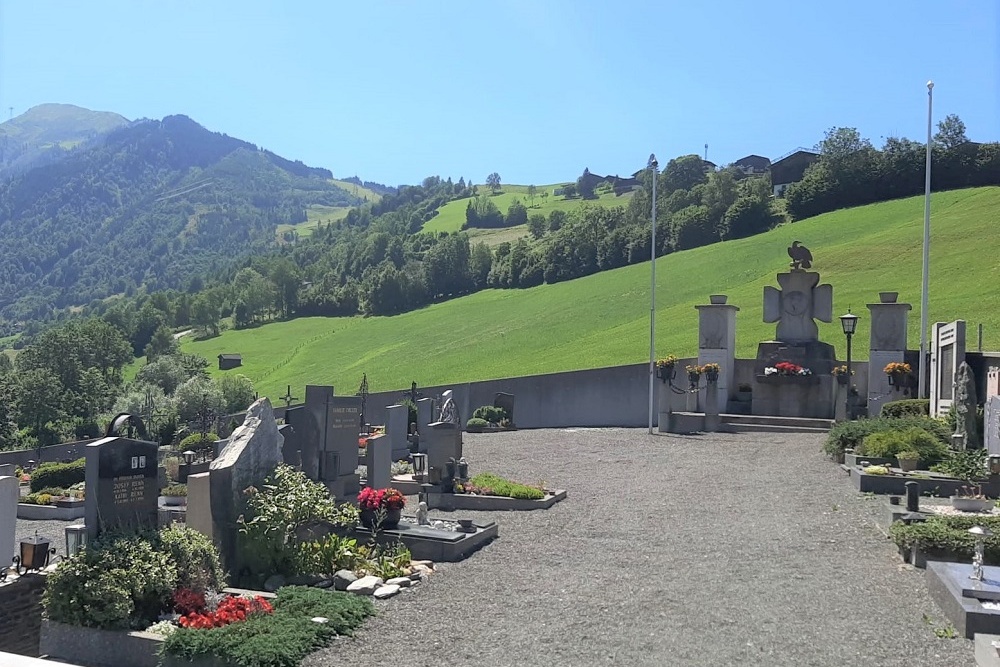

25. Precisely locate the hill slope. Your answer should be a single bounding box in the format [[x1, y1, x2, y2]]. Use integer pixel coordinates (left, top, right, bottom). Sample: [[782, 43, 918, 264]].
[[180, 186, 1000, 399], [0, 103, 129, 177], [0, 114, 362, 321]]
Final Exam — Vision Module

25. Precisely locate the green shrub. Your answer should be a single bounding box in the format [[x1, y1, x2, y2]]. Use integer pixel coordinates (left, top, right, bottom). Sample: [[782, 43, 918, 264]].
[[932, 448, 990, 483], [30, 458, 85, 492], [179, 432, 219, 456], [859, 427, 949, 463], [44, 532, 177, 630], [824, 416, 951, 459], [162, 586, 374, 667], [890, 515, 1000, 563], [881, 399, 930, 418], [859, 431, 907, 458], [238, 465, 359, 583], [162, 484, 188, 497], [158, 524, 226, 593], [472, 405, 507, 424], [466, 417, 488, 429], [162, 456, 181, 483], [21, 492, 53, 505], [469, 472, 545, 500]]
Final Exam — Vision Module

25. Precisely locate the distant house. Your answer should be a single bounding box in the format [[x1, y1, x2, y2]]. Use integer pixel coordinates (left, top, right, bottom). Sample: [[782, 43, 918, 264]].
[[610, 175, 641, 196], [701, 159, 717, 174], [218, 353, 242, 371], [770, 149, 819, 197], [732, 154, 771, 177]]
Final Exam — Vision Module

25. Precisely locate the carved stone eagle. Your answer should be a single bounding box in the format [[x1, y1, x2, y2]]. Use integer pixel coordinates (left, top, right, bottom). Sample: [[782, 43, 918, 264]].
[[787, 241, 813, 270]]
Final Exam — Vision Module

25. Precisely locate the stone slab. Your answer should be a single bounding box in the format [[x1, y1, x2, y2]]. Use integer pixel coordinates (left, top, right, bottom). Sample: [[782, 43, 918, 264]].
[[427, 489, 567, 511], [16, 502, 86, 520], [975, 633, 1000, 667], [926, 561, 1000, 639], [964, 576, 1000, 602], [0, 476, 16, 567], [39, 620, 163, 667], [849, 468, 1000, 497], [351, 518, 498, 562]]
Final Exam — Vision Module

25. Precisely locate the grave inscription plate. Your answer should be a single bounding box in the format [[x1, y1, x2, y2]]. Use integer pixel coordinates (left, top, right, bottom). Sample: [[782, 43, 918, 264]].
[[85, 437, 159, 539]]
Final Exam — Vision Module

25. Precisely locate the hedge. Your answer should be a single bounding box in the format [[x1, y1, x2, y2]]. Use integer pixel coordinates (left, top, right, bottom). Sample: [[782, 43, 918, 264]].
[[30, 458, 86, 492], [880, 399, 930, 419], [823, 416, 951, 460]]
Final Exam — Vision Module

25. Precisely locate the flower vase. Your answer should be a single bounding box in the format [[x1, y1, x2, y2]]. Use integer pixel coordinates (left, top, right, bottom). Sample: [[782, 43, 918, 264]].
[[705, 370, 719, 383], [836, 374, 848, 386], [657, 366, 675, 384], [360, 507, 402, 530]]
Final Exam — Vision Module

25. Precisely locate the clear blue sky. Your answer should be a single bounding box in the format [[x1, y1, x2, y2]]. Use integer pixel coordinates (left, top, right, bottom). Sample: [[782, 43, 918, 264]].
[[1, 1, 997, 186]]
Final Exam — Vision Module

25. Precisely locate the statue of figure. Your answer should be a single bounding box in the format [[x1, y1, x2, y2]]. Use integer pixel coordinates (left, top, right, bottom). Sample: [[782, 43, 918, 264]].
[[954, 362, 979, 448], [416, 501, 429, 525], [438, 390, 460, 425]]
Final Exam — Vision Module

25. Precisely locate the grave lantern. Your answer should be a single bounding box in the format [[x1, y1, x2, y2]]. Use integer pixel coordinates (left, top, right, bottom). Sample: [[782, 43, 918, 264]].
[[65, 524, 87, 557], [412, 453, 427, 478], [839, 310, 860, 420], [182, 450, 196, 465], [14, 532, 55, 575], [990, 455, 1000, 476]]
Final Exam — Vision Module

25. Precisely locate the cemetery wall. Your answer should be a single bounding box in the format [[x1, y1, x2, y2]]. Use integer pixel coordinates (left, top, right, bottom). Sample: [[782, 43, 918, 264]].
[[0, 573, 46, 656], [0, 439, 100, 468]]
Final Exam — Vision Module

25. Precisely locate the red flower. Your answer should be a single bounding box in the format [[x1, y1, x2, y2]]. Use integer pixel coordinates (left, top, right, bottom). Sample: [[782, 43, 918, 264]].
[[358, 487, 406, 510], [177, 594, 273, 630]]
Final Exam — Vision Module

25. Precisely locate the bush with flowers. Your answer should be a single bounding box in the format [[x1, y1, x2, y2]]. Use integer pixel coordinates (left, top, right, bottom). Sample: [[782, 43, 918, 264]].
[[177, 592, 274, 630], [656, 355, 678, 370], [764, 361, 812, 376], [357, 487, 406, 511]]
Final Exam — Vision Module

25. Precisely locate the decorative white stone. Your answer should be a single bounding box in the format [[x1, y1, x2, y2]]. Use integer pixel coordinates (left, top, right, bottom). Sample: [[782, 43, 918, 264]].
[[385, 576, 412, 588], [346, 575, 383, 595], [373, 584, 400, 599], [311, 617, 329, 624]]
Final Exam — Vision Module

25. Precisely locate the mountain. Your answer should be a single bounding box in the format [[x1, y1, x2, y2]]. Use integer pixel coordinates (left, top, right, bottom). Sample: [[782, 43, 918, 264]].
[[0, 103, 129, 178], [0, 112, 363, 323]]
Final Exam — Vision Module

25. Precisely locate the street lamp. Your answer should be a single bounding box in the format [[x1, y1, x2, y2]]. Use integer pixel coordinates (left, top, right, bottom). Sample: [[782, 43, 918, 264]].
[[648, 153, 658, 435], [840, 310, 859, 419], [918, 80, 934, 398]]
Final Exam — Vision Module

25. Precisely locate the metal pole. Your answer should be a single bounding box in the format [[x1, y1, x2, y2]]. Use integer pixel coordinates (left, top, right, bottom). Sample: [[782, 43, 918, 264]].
[[918, 81, 934, 399], [845, 332, 853, 420], [648, 155, 658, 435]]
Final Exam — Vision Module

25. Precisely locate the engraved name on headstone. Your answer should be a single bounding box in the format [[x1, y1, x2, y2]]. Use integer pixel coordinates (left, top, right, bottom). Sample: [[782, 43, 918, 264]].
[[85, 437, 159, 539]]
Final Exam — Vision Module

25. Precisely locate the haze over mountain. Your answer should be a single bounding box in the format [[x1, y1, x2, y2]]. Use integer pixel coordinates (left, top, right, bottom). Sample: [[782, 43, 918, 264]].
[[0, 107, 362, 323], [0, 103, 129, 178]]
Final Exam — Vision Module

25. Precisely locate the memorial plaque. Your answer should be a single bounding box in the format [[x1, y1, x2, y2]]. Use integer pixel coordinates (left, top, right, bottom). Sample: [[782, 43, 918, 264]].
[[85, 437, 159, 539]]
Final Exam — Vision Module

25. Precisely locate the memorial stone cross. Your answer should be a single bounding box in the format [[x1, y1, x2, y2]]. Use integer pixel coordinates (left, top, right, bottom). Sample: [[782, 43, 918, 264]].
[[763, 269, 833, 343]]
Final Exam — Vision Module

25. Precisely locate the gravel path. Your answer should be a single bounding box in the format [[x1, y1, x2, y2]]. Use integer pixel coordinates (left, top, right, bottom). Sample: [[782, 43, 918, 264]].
[[303, 428, 975, 667]]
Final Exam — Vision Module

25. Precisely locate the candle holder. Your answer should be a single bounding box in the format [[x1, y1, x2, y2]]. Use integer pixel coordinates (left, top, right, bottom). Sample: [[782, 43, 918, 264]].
[[969, 526, 992, 581]]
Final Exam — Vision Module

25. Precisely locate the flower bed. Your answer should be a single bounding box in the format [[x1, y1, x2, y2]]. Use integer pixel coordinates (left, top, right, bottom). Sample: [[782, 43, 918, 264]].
[[455, 472, 545, 500], [890, 515, 1000, 566]]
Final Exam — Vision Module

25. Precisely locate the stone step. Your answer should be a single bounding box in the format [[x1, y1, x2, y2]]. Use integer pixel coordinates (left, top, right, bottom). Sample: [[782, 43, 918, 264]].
[[720, 413, 835, 431], [726, 423, 831, 434]]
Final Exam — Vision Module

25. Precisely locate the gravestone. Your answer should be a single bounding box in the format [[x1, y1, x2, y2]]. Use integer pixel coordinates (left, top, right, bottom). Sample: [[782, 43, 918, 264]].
[[364, 433, 392, 490], [987, 368, 1000, 399], [425, 422, 463, 476], [955, 362, 979, 448], [416, 397, 434, 433], [284, 385, 334, 480], [867, 294, 912, 417], [84, 437, 159, 540], [0, 464, 12, 478], [385, 404, 409, 461], [494, 393, 515, 426], [323, 396, 363, 499], [0, 475, 17, 568], [985, 396, 1000, 456], [930, 320, 966, 418], [209, 398, 283, 571]]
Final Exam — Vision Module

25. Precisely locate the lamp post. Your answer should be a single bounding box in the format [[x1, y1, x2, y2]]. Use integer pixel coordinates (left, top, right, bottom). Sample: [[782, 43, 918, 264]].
[[648, 154, 658, 435], [918, 80, 934, 399], [840, 310, 859, 420]]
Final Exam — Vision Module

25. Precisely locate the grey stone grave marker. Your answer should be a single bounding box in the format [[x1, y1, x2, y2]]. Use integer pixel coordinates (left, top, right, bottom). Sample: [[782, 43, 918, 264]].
[[986, 396, 1000, 456], [322, 395, 362, 499], [365, 434, 391, 490], [494, 392, 515, 426], [0, 475, 17, 569], [386, 404, 409, 461], [84, 437, 159, 540]]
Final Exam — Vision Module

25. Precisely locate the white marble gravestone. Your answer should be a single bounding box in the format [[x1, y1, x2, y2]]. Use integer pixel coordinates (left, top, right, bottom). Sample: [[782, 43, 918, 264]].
[[930, 320, 966, 418], [866, 296, 912, 417]]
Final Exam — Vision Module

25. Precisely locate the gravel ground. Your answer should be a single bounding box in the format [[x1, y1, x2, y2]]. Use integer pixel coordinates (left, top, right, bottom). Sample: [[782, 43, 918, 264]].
[[302, 428, 975, 667]]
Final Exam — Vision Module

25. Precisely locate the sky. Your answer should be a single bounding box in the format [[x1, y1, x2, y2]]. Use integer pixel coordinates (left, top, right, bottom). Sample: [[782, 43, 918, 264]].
[[0, 1, 997, 186]]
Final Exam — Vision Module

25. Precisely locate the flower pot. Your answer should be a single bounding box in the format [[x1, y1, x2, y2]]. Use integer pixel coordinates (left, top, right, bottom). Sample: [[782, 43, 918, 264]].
[[836, 375, 848, 386], [709, 294, 728, 305], [162, 495, 186, 507], [705, 370, 719, 383], [656, 366, 676, 383], [950, 497, 994, 512], [360, 507, 402, 529], [897, 458, 918, 472], [879, 291, 898, 303]]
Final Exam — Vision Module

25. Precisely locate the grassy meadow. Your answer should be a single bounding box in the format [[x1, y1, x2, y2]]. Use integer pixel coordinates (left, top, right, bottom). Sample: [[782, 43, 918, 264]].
[[182, 186, 1000, 400], [420, 183, 634, 235], [275, 179, 383, 239]]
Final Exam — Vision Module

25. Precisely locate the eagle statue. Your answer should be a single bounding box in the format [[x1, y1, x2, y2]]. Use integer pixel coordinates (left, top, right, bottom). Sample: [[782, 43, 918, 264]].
[[787, 241, 813, 270]]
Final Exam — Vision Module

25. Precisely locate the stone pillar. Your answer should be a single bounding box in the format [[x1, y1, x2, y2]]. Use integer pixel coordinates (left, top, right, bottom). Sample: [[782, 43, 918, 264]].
[[385, 404, 409, 460], [704, 381, 720, 432], [696, 297, 739, 413], [0, 476, 17, 570], [185, 472, 214, 541], [416, 398, 434, 432], [866, 294, 912, 417], [364, 434, 392, 490]]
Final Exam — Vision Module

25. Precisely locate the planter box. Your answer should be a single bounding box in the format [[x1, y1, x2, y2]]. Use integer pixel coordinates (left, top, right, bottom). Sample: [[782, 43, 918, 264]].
[[17, 503, 86, 520], [428, 489, 567, 511], [849, 468, 1000, 497], [844, 453, 894, 468]]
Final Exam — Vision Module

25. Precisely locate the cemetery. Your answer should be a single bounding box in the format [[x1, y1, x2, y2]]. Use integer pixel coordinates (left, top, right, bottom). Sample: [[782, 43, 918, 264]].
[[0, 246, 998, 666]]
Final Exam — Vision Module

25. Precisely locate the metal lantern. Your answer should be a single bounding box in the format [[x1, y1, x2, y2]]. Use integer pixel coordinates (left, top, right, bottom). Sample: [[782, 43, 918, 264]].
[[14, 532, 54, 575], [989, 455, 1000, 476], [65, 524, 87, 557], [182, 449, 196, 465], [457, 457, 469, 480], [412, 453, 427, 476]]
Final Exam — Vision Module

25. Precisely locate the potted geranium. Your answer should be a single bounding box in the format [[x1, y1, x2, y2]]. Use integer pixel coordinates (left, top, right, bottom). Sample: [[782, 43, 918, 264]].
[[883, 361, 912, 390], [357, 487, 406, 529], [702, 363, 721, 383], [656, 355, 678, 382]]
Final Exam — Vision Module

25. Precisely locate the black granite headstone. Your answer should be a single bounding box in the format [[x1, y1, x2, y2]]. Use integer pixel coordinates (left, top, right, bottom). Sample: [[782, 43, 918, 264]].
[[905, 480, 920, 513], [84, 437, 159, 539]]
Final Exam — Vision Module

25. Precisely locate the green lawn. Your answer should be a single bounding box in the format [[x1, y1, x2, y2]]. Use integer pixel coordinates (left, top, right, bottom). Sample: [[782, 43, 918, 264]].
[[275, 180, 383, 240], [181, 186, 1000, 400], [421, 183, 634, 235]]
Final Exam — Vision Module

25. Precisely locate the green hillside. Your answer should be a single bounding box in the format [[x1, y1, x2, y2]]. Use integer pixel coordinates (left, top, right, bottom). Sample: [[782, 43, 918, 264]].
[[181, 186, 1000, 399], [421, 183, 634, 235], [276, 180, 384, 239]]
